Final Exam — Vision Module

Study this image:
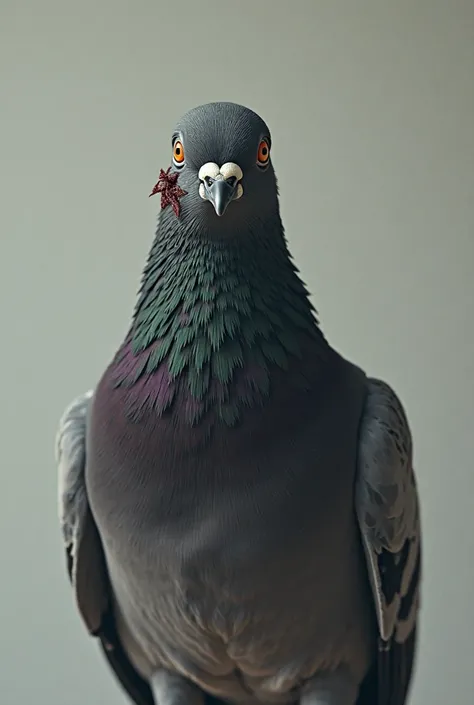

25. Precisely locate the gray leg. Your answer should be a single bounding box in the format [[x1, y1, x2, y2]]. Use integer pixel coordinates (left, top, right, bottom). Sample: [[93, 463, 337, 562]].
[[150, 669, 206, 705], [300, 667, 359, 705]]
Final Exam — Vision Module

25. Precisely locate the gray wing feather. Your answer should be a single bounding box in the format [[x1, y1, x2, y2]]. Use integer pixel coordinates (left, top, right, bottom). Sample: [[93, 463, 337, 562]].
[[356, 378, 421, 646], [56, 390, 109, 634], [56, 391, 92, 548], [56, 391, 155, 705]]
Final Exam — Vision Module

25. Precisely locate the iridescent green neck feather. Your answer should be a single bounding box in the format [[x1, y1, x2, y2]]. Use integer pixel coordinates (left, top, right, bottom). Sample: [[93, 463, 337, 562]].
[[113, 212, 325, 426]]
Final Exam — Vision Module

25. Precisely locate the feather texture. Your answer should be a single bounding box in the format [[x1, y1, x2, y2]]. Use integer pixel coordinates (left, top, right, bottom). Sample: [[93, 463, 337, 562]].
[[355, 378, 421, 705]]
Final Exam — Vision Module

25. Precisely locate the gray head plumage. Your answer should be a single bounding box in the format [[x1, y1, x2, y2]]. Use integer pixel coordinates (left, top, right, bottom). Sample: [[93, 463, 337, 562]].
[[154, 102, 280, 238]]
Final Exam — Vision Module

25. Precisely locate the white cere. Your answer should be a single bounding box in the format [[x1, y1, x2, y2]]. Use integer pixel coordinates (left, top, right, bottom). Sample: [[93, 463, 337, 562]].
[[198, 162, 221, 182], [219, 162, 243, 182], [198, 161, 244, 201]]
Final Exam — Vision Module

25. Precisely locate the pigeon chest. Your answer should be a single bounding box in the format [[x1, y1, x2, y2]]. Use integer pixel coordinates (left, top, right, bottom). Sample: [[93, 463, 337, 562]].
[[85, 362, 372, 694]]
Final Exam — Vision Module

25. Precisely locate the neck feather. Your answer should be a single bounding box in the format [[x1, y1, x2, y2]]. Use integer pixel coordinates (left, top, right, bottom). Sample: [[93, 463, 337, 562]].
[[112, 212, 326, 426]]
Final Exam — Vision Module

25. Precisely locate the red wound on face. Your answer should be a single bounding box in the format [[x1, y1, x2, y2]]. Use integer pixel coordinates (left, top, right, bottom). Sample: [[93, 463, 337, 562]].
[[149, 166, 187, 217]]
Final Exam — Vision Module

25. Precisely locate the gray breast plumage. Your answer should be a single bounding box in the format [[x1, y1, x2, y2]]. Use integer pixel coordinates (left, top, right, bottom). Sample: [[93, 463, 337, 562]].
[[83, 355, 374, 702]]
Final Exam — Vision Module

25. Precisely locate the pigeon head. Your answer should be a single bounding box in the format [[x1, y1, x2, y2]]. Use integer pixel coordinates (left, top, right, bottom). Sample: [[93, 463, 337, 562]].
[[115, 101, 324, 428], [152, 102, 278, 236]]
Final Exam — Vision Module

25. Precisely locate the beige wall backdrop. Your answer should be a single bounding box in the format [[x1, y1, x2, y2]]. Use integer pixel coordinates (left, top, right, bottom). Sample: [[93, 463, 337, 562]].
[[1, 1, 473, 704]]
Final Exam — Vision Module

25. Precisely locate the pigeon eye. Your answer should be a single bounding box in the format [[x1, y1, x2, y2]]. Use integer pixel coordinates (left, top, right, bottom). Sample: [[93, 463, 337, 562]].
[[257, 139, 270, 168], [172, 140, 185, 167]]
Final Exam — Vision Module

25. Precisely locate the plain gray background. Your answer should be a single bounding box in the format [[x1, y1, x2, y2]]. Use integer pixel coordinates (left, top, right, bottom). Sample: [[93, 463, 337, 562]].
[[1, 1, 473, 703]]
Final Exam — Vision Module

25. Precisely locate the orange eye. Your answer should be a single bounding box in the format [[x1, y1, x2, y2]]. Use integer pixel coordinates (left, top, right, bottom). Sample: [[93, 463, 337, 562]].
[[257, 139, 270, 167], [172, 140, 185, 166]]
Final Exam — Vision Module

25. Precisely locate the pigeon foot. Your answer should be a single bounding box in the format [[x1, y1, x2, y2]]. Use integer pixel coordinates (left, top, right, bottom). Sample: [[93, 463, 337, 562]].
[[300, 667, 359, 705], [150, 669, 206, 705]]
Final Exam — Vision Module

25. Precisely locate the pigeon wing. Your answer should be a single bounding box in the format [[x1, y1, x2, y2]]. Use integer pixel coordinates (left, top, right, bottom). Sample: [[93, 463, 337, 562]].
[[355, 378, 421, 705], [56, 391, 154, 705]]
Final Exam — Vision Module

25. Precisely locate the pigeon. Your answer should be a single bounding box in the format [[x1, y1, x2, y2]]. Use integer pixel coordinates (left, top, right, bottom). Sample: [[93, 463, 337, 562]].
[[56, 102, 421, 705]]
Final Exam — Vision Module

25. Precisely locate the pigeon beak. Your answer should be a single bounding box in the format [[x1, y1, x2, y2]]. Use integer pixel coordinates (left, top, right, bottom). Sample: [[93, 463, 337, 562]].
[[206, 178, 237, 217]]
